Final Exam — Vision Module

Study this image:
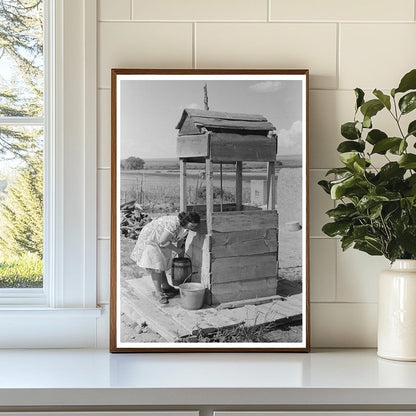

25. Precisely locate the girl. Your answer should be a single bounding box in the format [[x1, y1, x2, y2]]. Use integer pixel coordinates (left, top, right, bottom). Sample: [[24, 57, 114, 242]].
[[130, 211, 200, 304]]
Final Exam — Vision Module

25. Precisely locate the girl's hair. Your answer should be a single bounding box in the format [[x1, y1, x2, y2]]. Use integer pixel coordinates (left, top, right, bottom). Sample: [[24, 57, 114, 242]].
[[178, 211, 201, 227]]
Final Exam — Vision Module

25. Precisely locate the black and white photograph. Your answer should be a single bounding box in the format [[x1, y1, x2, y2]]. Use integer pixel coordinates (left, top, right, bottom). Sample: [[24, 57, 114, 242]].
[[110, 69, 309, 352]]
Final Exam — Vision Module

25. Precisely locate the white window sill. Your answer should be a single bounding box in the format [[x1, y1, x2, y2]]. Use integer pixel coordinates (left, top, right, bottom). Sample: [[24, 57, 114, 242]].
[[0, 349, 415, 409], [0, 307, 102, 317]]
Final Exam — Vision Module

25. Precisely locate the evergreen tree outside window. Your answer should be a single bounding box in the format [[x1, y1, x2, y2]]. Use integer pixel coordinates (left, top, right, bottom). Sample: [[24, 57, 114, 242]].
[[0, 0, 44, 288]]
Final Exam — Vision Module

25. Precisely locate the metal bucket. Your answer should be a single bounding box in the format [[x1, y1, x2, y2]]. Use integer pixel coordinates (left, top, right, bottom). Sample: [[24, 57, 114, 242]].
[[171, 256, 192, 286], [179, 283, 206, 310]]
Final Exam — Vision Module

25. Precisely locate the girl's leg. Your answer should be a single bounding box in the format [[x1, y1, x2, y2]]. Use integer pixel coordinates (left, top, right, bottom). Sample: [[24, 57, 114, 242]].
[[160, 271, 180, 297], [149, 270, 168, 304]]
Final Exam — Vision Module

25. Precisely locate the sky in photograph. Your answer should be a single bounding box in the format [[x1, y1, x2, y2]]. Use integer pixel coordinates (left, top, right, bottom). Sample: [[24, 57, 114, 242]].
[[119, 78, 304, 159]]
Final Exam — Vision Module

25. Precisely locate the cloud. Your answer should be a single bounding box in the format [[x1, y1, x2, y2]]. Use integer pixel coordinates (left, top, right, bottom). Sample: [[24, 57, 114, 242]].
[[277, 120, 302, 154], [249, 81, 283, 93]]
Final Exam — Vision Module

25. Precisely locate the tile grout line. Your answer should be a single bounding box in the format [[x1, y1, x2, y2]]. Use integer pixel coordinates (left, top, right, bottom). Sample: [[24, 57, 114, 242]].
[[193, 22, 197, 69], [130, 0, 133, 20], [267, 0, 271, 22]]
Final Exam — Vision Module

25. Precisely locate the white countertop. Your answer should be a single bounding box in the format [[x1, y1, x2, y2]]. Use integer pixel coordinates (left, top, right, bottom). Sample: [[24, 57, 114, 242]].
[[0, 348, 416, 407]]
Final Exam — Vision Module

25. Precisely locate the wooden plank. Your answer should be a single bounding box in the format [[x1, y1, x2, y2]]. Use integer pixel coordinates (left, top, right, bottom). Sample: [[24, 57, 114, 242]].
[[205, 158, 213, 234], [177, 134, 209, 158], [212, 229, 278, 258], [212, 253, 277, 283], [210, 133, 277, 162], [211, 276, 278, 305], [235, 161, 243, 211], [182, 108, 269, 122], [217, 294, 285, 310], [267, 161, 276, 210], [121, 283, 190, 341], [192, 116, 274, 131], [213, 228, 276, 245], [180, 160, 187, 211], [212, 210, 278, 233]]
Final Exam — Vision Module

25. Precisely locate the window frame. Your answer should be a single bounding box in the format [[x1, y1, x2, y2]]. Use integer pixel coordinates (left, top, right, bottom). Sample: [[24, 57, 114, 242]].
[[0, 0, 100, 348]]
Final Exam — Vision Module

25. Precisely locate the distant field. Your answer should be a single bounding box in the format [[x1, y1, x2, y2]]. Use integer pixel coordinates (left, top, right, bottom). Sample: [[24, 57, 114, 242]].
[[139, 155, 302, 171]]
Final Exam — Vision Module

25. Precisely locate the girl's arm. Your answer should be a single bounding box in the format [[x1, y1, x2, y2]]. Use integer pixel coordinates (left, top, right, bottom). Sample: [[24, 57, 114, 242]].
[[158, 230, 181, 254]]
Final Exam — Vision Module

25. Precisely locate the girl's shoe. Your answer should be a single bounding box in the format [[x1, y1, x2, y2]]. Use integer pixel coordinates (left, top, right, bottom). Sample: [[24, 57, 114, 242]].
[[159, 293, 169, 304], [161, 286, 180, 298]]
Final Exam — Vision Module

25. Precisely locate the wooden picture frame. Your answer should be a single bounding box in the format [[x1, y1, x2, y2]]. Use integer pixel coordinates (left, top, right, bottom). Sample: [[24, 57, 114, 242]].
[[110, 69, 310, 352]]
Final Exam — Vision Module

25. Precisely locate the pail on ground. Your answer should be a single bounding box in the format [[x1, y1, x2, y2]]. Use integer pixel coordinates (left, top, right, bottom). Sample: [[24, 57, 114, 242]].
[[179, 282, 205, 310]]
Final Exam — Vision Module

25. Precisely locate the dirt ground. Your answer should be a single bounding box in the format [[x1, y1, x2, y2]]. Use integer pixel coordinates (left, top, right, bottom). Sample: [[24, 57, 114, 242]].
[[119, 226, 303, 344]]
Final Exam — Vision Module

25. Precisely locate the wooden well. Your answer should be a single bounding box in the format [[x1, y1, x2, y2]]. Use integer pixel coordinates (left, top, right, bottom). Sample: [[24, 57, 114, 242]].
[[177, 108, 279, 305]]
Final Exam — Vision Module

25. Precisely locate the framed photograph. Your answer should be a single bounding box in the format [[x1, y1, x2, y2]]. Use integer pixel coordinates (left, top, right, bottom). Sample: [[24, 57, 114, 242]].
[[110, 69, 310, 352]]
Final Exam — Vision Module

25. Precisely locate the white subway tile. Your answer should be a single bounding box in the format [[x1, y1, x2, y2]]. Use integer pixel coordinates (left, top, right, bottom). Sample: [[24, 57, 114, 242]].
[[310, 239, 336, 302], [133, 0, 268, 21], [98, 89, 111, 168], [98, 22, 193, 89], [336, 244, 389, 302], [309, 170, 334, 237], [309, 90, 351, 169], [98, 169, 111, 238], [98, 0, 131, 21], [340, 24, 416, 90], [271, 0, 414, 22], [97, 239, 110, 304], [196, 23, 338, 90], [311, 302, 377, 347]]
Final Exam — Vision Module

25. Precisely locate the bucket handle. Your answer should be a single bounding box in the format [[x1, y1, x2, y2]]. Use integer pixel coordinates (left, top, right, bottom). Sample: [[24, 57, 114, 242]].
[[182, 271, 198, 285]]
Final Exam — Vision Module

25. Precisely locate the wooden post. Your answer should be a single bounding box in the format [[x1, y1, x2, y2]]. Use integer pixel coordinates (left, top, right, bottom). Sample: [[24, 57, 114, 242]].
[[236, 161, 243, 211], [180, 159, 187, 211], [267, 161, 276, 210], [206, 158, 213, 234]]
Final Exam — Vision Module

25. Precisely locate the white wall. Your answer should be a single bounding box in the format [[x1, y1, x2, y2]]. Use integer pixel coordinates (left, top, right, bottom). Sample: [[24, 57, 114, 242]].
[[96, 0, 416, 348]]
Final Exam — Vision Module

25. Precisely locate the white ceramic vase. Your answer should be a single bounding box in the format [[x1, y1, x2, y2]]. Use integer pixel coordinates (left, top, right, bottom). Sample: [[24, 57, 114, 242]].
[[378, 259, 416, 361]]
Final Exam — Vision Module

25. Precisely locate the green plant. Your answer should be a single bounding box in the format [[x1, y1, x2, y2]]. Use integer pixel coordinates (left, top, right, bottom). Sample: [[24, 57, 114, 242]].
[[319, 69, 416, 262]]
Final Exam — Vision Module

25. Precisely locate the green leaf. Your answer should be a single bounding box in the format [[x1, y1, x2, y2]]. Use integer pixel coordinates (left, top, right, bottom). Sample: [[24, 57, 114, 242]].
[[398, 227, 416, 255], [318, 180, 331, 194], [399, 92, 416, 115], [330, 175, 363, 200], [339, 152, 360, 167], [357, 195, 389, 211], [371, 137, 402, 154], [377, 162, 406, 181], [407, 120, 416, 137], [389, 138, 408, 155], [355, 88, 365, 110], [369, 203, 383, 219], [341, 235, 355, 251], [352, 224, 374, 240], [326, 203, 356, 220], [337, 140, 365, 153], [363, 115, 372, 129], [366, 129, 387, 145], [341, 122, 361, 140], [325, 167, 351, 176], [322, 221, 351, 237], [395, 69, 416, 94], [373, 89, 391, 110], [354, 241, 383, 256], [360, 99, 384, 120], [399, 154, 416, 169]]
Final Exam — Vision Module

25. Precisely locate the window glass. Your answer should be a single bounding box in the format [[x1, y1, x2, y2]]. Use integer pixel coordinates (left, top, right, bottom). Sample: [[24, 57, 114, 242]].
[[0, 0, 44, 289]]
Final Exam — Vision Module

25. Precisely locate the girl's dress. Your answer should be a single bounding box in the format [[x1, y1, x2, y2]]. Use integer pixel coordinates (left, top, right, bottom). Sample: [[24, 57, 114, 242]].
[[130, 215, 187, 272]]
